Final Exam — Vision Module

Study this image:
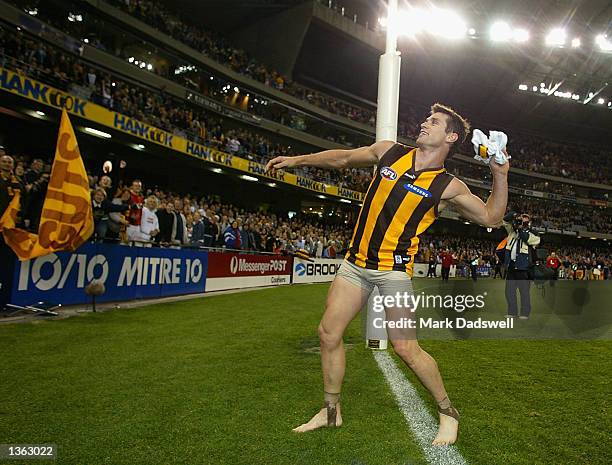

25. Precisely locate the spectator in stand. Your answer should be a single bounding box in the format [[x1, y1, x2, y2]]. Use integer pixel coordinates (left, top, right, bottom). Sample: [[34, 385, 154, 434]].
[[224, 220, 242, 249], [0, 152, 20, 219], [91, 187, 129, 241], [107, 188, 131, 243], [156, 200, 174, 243], [127, 179, 144, 228], [190, 211, 206, 246], [171, 199, 188, 245], [127, 195, 159, 244]]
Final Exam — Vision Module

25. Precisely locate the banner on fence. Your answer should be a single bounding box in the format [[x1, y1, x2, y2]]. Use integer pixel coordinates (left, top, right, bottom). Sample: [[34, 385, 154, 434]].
[[11, 243, 208, 305]]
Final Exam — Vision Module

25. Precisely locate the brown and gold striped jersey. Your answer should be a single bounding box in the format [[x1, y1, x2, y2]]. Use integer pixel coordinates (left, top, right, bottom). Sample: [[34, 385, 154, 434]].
[[346, 143, 454, 275]]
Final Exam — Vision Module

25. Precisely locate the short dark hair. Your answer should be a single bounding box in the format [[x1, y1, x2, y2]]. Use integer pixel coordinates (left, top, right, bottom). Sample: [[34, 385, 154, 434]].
[[430, 103, 470, 155]]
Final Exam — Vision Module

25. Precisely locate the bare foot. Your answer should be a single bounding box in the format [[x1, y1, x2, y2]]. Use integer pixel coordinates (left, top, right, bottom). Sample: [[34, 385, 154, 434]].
[[292, 404, 343, 433], [432, 412, 459, 446]]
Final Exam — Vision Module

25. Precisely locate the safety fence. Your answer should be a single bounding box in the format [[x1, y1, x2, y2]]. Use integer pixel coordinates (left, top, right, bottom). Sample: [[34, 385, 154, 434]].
[[0, 242, 344, 307]]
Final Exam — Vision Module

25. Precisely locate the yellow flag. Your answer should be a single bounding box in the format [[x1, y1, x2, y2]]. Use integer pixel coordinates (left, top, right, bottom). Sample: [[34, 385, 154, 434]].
[[0, 109, 93, 260]]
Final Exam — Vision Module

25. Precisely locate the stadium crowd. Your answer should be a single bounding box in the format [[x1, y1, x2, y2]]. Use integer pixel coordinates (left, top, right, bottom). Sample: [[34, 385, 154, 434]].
[[104, 0, 611, 185], [0, 25, 375, 192], [416, 235, 611, 280], [1, 146, 610, 278], [6, 0, 611, 186]]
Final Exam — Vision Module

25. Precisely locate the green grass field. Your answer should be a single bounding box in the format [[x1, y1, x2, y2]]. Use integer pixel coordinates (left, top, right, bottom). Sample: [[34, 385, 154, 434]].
[[0, 281, 610, 465]]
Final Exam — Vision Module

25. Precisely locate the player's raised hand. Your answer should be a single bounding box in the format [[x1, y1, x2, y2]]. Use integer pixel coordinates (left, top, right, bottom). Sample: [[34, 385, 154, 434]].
[[490, 149, 510, 176], [265, 155, 299, 173]]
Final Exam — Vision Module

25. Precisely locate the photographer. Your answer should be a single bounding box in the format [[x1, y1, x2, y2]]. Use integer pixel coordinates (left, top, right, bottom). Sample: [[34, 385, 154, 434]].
[[502, 212, 541, 319]]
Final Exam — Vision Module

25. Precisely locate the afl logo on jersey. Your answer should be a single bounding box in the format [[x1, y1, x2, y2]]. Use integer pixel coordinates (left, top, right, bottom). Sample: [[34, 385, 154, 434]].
[[403, 183, 432, 197], [380, 166, 398, 181]]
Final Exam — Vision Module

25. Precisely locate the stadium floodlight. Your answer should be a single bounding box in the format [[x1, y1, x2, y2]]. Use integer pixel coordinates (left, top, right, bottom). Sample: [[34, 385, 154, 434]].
[[147, 64, 153, 71], [83, 38, 89, 44], [597, 98, 605, 104], [429, 8, 467, 39], [513, 28, 529, 43], [518, 84, 528, 90], [233, 86, 240, 93], [468, 27, 476, 36], [136, 144, 145, 150], [240, 175, 258, 182], [128, 57, 134, 63], [396, 7, 466, 39], [595, 34, 612, 51], [35, 111, 45, 116], [532, 86, 538, 91], [267, 182, 277, 188], [27, 8, 38, 16], [210, 168, 223, 174], [490, 21, 512, 42], [83, 127, 111, 139], [318, 195, 326, 199], [546, 28, 566, 46], [571, 37, 581, 48], [340, 199, 352, 204]]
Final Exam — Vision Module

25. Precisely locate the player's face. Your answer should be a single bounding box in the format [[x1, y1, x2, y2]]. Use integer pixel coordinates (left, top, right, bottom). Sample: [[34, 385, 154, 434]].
[[417, 112, 456, 148]]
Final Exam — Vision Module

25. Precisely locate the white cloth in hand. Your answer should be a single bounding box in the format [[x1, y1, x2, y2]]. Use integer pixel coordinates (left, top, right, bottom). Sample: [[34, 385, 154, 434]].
[[472, 129, 510, 165]]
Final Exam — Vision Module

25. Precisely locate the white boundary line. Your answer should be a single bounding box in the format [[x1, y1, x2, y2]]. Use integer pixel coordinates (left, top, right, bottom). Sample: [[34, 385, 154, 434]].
[[373, 351, 468, 465]]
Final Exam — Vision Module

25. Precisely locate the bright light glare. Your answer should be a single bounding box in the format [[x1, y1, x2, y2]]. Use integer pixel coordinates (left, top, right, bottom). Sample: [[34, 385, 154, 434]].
[[490, 21, 512, 42], [518, 84, 528, 91], [597, 98, 605, 104], [397, 7, 466, 39], [571, 37, 581, 48], [240, 175, 258, 182], [595, 34, 612, 51], [430, 8, 467, 39], [546, 28, 566, 46], [513, 28, 529, 43]]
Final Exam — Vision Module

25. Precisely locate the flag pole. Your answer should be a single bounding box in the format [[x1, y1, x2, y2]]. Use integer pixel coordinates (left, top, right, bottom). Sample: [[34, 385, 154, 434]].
[[366, 0, 401, 350]]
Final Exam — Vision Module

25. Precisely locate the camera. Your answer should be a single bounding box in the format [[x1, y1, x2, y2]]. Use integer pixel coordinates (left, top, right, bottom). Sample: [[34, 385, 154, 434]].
[[512, 214, 530, 230]]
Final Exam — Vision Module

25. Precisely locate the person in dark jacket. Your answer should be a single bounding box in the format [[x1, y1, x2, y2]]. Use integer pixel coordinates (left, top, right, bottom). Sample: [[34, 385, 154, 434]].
[[156, 200, 175, 244], [91, 188, 129, 241], [502, 211, 541, 319], [190, 212, 206, 246]]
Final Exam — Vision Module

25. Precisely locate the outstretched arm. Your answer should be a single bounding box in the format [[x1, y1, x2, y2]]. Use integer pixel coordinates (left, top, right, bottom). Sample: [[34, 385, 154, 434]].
[[441, 156, 510, 228], [264, 140, 395, 172]]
